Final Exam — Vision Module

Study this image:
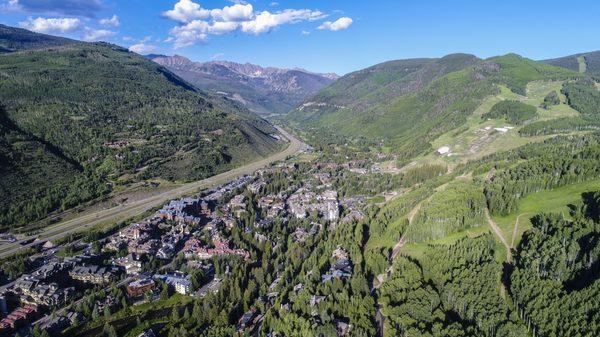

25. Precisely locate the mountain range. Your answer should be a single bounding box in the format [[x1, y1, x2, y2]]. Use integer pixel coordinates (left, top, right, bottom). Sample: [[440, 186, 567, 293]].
[[2, 21, 600, 337], [148, 54, 337, 116]]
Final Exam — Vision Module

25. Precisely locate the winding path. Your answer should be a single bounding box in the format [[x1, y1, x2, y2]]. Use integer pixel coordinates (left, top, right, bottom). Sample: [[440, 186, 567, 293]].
[[484, 208, 512, 261], [0, 126, 307, 258]]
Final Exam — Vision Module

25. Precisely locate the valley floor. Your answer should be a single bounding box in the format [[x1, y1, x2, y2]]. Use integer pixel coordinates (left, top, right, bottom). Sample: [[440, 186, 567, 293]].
[[0, 127, 307, 259]]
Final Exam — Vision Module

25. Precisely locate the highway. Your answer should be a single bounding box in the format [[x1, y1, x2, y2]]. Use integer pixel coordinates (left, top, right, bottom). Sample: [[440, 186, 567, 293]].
[[0, 126, 307, 259]]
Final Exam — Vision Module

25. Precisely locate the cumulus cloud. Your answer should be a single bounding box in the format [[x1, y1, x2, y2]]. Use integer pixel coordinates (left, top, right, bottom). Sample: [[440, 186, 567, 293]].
[[99, 14, 119, 27], [5, 0, 104, 17], [301, 30, 310, 36], [163, 0, 328, 48], [162, 0, 210, 23], [318, 17, 352, 31], [211, 4, 253, 22], [241, 9, 325, 35], [83, 27, 115, 41], [129, 42, 157, 55], [19, 17, 82, 33]]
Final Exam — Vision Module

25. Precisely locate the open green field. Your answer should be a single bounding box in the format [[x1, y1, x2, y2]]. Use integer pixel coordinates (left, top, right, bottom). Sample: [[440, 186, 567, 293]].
[[492, 178, 600, 248]]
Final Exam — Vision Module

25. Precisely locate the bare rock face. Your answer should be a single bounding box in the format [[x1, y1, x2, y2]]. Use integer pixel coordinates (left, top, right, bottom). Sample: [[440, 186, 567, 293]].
[[150, 54, 338, 115]]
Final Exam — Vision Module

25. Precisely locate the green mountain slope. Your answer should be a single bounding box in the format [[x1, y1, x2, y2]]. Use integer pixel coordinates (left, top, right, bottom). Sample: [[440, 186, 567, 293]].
[[290, 53, 480, 122], [0, 24, 76, 52], [289, 53, 580, 158], [0, 26, 281, 230], [542, 50, 600, 75]]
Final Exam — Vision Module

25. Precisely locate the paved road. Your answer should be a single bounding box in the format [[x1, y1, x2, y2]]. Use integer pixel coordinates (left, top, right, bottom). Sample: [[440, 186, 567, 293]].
[[0, 126, 307, 259]]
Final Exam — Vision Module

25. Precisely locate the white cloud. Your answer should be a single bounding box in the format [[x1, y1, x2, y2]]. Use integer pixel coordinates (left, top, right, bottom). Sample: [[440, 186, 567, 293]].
[[318, 17, 352, 31], [19, 16, 82, 33], [210, 4, 253, 22], [209, 20, 240, 34], [122, 35, 133, 41], [301, 30, 310, 36], [169, 20, 208, 47], [129, 42, 157, 54], [211, 52, 224, 60], [241, 9, 325, 35], [163, 0, 329, 48], [99, 14, 119, 27], [83, 27, 115, 41], [162, 0, 209, 23], [269, 2, 279, 7]]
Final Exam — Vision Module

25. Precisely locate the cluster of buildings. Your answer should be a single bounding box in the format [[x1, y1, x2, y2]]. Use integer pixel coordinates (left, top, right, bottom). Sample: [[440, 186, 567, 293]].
[[0, 153, 376, 336], [0, 304, 38, 333], [0, 255, 114, 334], [287, 188, 340, 221], [4, 258, 85, 311], [69, 265, 119, 284], [182, 236, 250, 261], [322, 247, 353, 282]]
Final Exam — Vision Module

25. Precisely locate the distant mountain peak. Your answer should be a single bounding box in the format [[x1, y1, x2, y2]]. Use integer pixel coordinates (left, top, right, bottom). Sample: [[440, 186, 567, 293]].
[[148, 54, 338, 115]]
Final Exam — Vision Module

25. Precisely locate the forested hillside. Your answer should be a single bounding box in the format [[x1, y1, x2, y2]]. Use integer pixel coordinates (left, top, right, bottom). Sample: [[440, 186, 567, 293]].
[[0, 26, 281, 230], [543, 50, 600, 76], [288, 53, 579, 159], [0, 24, 76, 52]]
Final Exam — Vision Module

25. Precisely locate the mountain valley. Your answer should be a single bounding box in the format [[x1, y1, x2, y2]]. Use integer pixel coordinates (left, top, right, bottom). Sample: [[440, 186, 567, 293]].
[[0, 18, 599, 337]]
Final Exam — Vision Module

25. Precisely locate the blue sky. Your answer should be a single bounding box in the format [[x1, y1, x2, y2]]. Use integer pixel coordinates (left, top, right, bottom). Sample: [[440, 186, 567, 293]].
[[1, 0, 599, 74]]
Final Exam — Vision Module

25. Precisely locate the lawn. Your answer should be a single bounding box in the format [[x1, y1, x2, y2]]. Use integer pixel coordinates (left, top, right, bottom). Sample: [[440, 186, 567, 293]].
[[292, 152, 318, 163], [492, 178, 600, 248]]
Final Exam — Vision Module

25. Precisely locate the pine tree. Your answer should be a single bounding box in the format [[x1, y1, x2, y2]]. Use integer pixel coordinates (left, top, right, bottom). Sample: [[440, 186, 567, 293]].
[[171, 306, 180, 321]]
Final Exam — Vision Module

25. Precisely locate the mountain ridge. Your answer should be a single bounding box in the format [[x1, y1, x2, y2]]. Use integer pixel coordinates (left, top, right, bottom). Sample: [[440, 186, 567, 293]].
[[542, 50, 600, 76], [149, 54, 337, 116], [0, 24, 282, 230], [0, 23, 77, 52]]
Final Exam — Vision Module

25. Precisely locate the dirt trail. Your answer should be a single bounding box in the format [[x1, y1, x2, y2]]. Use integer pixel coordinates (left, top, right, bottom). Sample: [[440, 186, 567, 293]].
[[511, 213, 530, 249], [484, 208, 511, 261], [390, 203, 420, 260]]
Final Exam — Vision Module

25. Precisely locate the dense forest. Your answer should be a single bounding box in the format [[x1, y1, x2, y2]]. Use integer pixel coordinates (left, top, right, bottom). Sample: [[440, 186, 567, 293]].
[[482, 100, 537, 125], [510, 194, 600, 337], [407, 181, 486, 242], [484, 134, 600, 215], [379, 236, 528, 337]]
